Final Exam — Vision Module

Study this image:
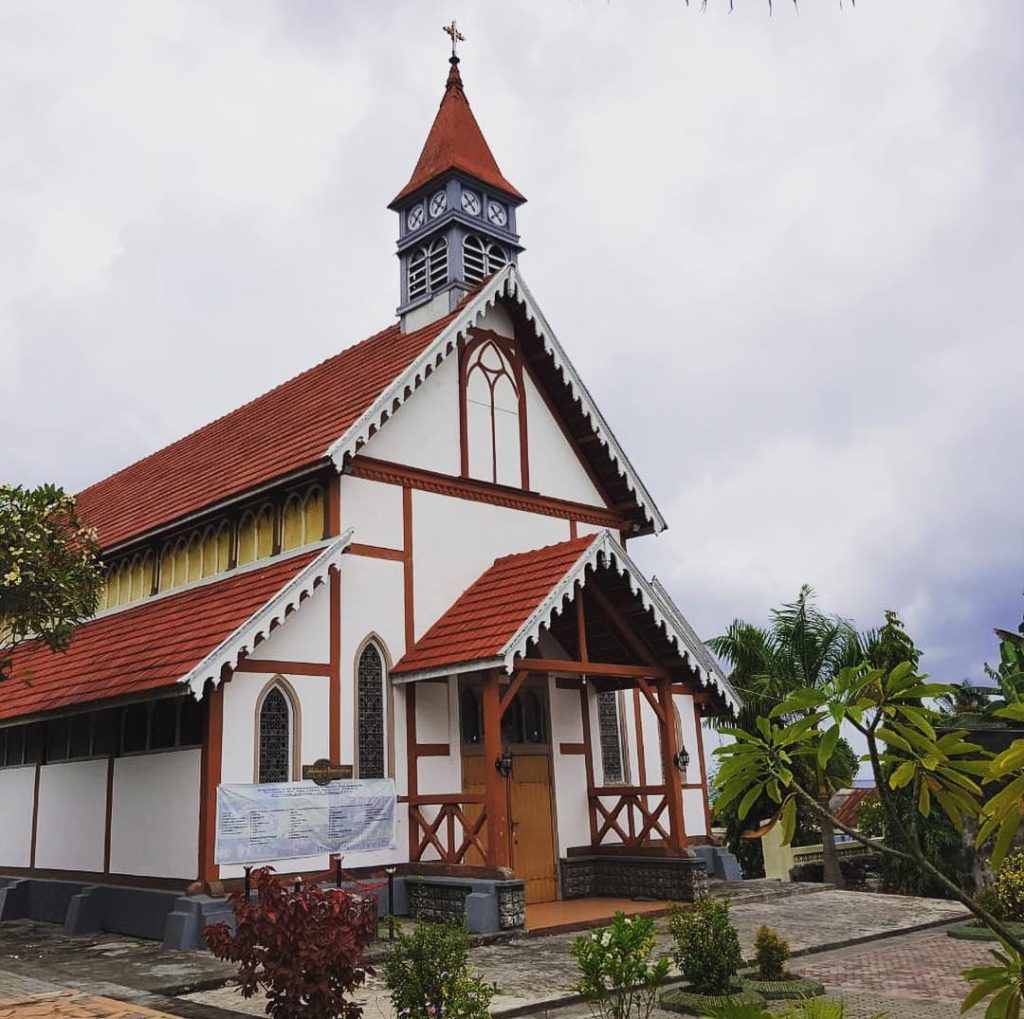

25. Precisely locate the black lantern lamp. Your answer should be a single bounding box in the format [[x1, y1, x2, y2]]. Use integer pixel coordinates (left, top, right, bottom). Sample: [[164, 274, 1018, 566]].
[[495, 747, 513, 778], [673, 745, 691, 773]]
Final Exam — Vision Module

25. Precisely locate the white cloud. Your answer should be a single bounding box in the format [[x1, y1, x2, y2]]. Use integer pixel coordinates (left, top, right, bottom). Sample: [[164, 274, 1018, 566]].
[[0, 0, 1021, 685]]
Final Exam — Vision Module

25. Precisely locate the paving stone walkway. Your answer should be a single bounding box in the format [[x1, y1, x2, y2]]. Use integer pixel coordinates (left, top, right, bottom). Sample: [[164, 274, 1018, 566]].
[[182, 889, 969, 1017], [0, 990, 182, 1018]]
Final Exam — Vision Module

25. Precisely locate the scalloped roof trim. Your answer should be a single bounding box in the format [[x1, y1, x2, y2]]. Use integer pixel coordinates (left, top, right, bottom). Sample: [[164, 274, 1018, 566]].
[[179, 530, 353, 698], [324, 265, 666, 534], [501, 530, 738, 711]]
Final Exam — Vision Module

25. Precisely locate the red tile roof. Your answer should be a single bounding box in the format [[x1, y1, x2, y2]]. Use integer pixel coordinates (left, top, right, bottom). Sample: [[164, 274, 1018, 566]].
[[393, 535, 595, 675], [391, 61, 525, 206], [77, 312, 458, 551], [834, 787, 876, 829], [0, 551, 317, 722]]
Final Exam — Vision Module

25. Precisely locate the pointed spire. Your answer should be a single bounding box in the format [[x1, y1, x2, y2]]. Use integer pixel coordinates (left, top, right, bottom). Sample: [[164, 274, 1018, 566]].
[[390, 53, 525, 207]]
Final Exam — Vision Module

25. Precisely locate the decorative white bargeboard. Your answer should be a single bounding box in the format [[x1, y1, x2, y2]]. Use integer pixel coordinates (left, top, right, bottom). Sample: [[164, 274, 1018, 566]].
[[216, 779, 396, 865]]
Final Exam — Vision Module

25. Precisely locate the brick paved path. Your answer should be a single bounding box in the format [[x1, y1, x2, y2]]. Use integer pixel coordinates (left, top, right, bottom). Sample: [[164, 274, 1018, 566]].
[[0, 990, 180, 1018], [793, 927, 994, 1013]]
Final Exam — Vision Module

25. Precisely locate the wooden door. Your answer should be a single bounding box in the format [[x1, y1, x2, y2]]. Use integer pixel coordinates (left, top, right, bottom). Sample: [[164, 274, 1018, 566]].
[[461, 753, 488, 867], [461, 751, 558, 903], [509, 754, 558, 903]]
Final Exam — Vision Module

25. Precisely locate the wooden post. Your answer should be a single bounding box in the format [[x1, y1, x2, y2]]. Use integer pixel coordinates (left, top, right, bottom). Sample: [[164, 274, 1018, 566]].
[[693, 706, 714, 839], [579, 684, 599, 845], [482, 670, 511, 869], [198, 684, 224, 884], [406, 684, 418, 860], [657, 678, 687, 854]]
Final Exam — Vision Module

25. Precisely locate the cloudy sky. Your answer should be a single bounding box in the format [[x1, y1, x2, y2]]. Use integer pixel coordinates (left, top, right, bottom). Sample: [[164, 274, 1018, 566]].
[[1, 1, 1021, 688]]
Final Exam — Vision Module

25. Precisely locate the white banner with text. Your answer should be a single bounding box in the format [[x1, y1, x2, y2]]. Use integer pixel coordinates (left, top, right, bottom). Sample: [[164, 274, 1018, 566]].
[[215, 779, 396, 865]]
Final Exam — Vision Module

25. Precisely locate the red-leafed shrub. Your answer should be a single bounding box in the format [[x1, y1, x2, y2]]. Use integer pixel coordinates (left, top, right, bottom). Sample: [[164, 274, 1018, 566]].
[[204, 867, 377, 1019]]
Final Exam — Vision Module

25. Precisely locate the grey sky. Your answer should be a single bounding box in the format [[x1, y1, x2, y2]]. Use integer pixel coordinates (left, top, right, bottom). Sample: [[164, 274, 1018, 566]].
[[1, 1, 1021, 688]]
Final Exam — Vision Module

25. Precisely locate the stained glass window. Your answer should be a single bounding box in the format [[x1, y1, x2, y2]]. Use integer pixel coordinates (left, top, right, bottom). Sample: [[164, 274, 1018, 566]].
[[357, 644, 386, 779], [258, 687, 291, 783], [598, 691, 624, 784]]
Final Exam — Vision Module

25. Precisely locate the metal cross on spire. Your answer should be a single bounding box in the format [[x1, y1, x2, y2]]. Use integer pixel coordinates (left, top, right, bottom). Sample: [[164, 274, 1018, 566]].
[[442, 20, 465, 62]]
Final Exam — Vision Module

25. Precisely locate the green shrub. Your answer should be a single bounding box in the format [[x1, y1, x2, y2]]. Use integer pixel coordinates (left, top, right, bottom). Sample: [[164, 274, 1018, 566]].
[[703, 999, 879, 1019], [752, 925, 790, 981], [668, 899, 743, 996], [570, 912, 670, 1019], [382, 919, 496, 1019], [995, 852, 1024, 922], [973, 884, 1008, 925]]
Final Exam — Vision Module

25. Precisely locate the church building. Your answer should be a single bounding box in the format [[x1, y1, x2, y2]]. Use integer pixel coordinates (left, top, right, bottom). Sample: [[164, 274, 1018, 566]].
[[0, 37, 739, 942]]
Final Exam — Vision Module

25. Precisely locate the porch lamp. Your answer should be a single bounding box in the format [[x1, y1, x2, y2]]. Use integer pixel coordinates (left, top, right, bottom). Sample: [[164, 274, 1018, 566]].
[[673, 745, 691, 773], [495, 747, 513, 778]]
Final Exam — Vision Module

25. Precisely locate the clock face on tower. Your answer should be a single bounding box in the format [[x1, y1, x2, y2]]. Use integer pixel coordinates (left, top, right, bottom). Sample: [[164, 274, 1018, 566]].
[[487, 201, 507, 227], [406, 205, 425, 231], [461, 190, 481, 215], [429, 190, 448, 217]]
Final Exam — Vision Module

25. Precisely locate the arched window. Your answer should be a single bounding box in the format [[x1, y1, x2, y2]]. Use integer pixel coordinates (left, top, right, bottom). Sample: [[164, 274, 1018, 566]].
[[281, 494, 304, 552], [303, 487, 325, 543], [356, 642, 387, 779], [462, 334, 526, 487], [157, 543, 175, 593], [200, 522, 231, 577], [463, 235, 506, 285], [408, 238, 448, 301], [257, 684, 294, 784], [598, 691, 625, 784], [460, 687, 482, 745], [186, 533, 203, 583]]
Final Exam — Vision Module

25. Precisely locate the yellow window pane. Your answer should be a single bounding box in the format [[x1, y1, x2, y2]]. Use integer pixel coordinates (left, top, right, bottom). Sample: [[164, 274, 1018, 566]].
[[304, 490, 325, 543], [256, 508, 274, 559], [281, 499, 303, 551], [158, 550, 174, 592], [217, 525, 231, 571], [186, 538, 202, 583], [141, 555, 155, 596], [127, 561, 142, 602], [201, 530, 218, 577], [173, 544, 189, 587], [237, 517, 256, 566]]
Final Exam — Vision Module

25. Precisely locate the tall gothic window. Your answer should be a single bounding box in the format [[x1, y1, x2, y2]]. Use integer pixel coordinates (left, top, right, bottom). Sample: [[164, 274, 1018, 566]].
[[258, 685, 292, 784], [357, 642, 387, 779], [598, 691, 625, 784], [462, 335, 526, 487]]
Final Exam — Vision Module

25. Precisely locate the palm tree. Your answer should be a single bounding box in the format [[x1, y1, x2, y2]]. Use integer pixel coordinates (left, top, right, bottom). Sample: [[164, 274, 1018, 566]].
[[709, 585, 861, 886], [934, 679, 993, 725]]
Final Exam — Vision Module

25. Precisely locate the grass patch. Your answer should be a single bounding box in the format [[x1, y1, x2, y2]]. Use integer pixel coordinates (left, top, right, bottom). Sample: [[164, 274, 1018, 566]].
[[661, 985, 766, 1015], [947, 922, 1024, 941], [742, 976, 825, 1000]]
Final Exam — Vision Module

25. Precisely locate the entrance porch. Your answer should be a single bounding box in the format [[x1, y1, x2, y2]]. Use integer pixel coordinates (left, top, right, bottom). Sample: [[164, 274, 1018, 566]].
[[390, 532, 738, 924]]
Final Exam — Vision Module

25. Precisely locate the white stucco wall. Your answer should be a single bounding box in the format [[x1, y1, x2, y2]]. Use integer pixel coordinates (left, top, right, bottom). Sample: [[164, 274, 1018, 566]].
[[35, 760, 107, 872], [522, 371, 605, 506], [244, 578, 330, 664], [109, 750, 200, 878], [339, 553, 405, 798], [340, 476, 404, 550], [548, 679, 591, 856], [411, 492, 568, 640], [0, 766, 36, 866], [220, 670, 332, 879], [363, 354, 460, 476]]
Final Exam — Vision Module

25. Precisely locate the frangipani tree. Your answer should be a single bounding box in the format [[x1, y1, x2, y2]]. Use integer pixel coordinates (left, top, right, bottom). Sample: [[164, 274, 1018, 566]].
[[714, 660, 1024, 1016]]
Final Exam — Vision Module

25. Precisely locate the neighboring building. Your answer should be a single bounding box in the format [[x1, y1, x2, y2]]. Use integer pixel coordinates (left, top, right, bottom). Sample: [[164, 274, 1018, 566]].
[[0, 45, 738, 938]]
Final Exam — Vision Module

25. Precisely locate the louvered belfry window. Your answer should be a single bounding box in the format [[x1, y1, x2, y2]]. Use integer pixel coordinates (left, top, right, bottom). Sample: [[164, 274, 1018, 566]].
[[357, 643, 386, 779], [258, 687, 291, 784], [598, 690, 624, 784], [463, 234, 507, 285]]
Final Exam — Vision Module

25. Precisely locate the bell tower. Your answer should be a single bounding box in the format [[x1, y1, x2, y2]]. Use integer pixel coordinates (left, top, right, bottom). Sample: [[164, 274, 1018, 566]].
[[390, 24, 525, 331]]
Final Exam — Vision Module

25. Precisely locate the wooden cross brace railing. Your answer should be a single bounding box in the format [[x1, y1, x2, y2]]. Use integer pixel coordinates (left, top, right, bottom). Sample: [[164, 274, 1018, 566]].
[[402, 794, 487, 865], [589, 784, 671, 847]]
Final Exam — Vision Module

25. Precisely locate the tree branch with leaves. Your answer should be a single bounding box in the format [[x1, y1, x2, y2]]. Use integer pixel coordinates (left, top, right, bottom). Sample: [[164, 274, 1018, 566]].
[[0, 484, 103, 681]]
